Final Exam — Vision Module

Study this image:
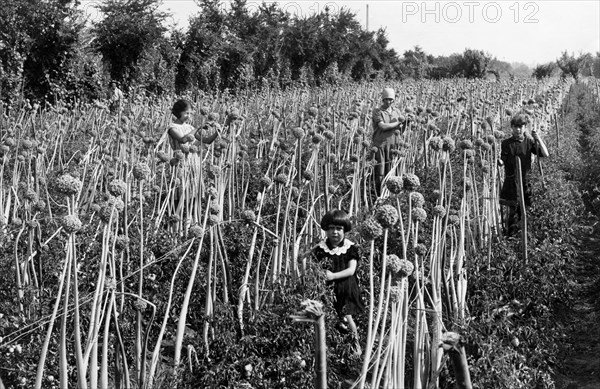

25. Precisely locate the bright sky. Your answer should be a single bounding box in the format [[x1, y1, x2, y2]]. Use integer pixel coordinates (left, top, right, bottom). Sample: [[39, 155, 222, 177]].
[[82, 0, 600, 66]]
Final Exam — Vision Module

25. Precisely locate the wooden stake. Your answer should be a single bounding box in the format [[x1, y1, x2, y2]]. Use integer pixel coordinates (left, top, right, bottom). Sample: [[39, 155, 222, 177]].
[[554, 112, 560, 155], [515, 157, 528, 263]]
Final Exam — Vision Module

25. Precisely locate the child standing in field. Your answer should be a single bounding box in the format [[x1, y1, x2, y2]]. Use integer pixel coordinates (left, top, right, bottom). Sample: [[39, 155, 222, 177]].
[[499, 113, 549, 235], [108, 81, 124, 113], [167, 99, 219, 151], [312, 209, 364, 356]]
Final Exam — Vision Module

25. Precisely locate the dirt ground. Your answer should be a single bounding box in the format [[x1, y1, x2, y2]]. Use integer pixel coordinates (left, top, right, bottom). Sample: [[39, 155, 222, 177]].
[[555, 230, 600, 389]]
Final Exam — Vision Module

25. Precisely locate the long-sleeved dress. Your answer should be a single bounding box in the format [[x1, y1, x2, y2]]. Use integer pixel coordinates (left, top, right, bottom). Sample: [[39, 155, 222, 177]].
[[500, 135, 539, 207]]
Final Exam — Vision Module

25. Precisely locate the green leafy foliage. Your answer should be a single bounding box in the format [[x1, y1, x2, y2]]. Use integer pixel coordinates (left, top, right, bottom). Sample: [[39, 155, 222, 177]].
[[92, 0, 170, 89], [0, 0, 92, 105]]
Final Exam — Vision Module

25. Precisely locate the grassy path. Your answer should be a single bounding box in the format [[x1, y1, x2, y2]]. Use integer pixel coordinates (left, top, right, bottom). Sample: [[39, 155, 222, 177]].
[[555, 81, 600, 389], [556, 231, 600, 389]]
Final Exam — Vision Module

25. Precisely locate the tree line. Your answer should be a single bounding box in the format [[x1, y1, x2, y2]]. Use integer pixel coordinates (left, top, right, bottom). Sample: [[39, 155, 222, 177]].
[[1, 0, 599, 106]]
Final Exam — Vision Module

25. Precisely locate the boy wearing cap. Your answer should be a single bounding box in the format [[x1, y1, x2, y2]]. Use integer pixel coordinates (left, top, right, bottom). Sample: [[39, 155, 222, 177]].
[[372, 87, 404, 195], [499, 114, 549, 235]]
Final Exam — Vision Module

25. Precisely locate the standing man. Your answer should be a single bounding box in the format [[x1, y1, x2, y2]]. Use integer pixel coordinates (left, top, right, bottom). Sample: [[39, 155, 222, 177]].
[[372, 87, 404, 195], [499, 114, 549, 235]]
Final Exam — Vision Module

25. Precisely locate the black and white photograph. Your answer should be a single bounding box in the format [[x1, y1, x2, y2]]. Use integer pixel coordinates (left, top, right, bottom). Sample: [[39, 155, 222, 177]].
[[0, 0, 599, 388]]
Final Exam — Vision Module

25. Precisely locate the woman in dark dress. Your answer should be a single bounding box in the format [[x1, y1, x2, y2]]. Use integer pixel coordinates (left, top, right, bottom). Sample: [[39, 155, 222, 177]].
[[313, 209, 365, 355]]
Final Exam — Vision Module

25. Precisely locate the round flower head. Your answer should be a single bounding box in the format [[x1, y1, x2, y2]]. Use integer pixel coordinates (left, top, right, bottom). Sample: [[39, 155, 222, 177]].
[[323, 130, 335, 140], [206, 186, 218, 199], [448, 214, 460, 226], [132, 162, 151, 181], [386, 254, 403, 273], [411, 207, 427, 223], [274, 173, 288, 185], [209, 201, 220, 215], [115, 235, 130, 251], [104, 195, 125, 214], [320, 209, 351, 232], [386, 176, 403, 194], [62, 214, 83, 234], [442, 136, 456, 152], [189, 225, 204, 238], [349, 155, 359, 162], [403, 173, 420, 191], [458, 139, 474, 150], [56, 174, 83, 196], [241, 209, 256, 224], [374, 204, 399, 229], [429, 136, 443, 151], [397, 259, 414, 278], [204, 212, 218, 226], [359, 217, 383, 241], [108, 179, 127, 197], [291, 127, 305, 140], [312, 134, 324, 144], [134, 298, 148, 312], [410, 192, 425, 207], [259, 176, 272, 189], [433, 205, 446, 217], [414, 243, 427, 256]]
